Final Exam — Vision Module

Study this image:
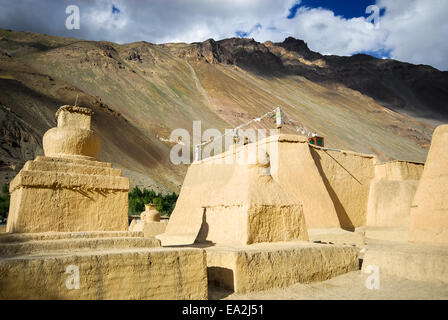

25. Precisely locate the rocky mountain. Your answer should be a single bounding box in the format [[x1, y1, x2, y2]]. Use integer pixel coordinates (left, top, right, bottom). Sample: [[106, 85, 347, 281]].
[[0, 29, 446, 192]]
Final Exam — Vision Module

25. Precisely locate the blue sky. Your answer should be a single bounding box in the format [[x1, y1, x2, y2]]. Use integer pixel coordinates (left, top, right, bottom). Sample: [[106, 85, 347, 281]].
[[288, 0, 379, 19], [112, 4, 120, 16], [0, 0, 447, 70]]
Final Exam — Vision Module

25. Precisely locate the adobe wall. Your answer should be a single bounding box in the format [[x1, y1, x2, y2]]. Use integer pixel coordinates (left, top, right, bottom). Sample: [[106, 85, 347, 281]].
[[160, 133, 432, 246], [158, 136, 308, 246], [129, 220, 168, 237], [409, 124, 448, 244], [268, 136, 341, 229], [0, 247, 208, 299], [159, 151, 242, 245], [6, 157, 129, 233], [366, 161, 424, 228], [206, 242, 359, 294], [310, 147, 377, 230], [362, 240, 448, 284]]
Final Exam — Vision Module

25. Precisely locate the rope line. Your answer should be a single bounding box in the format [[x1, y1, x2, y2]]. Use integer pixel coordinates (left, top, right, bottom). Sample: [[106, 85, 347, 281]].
[[279, 109, 318, 138], [194, 107, 342, 161], [194, 107, 279, 161]]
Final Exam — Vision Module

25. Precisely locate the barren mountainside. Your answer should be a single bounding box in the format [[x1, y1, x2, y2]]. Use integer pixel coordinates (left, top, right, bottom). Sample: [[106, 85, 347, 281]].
[[0, 29, 447, 192]]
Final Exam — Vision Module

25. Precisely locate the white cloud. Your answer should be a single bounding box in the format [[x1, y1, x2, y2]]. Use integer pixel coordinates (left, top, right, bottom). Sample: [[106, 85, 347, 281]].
[[263, 6, 388, 56], [77, 0, 298, 44], [377, 0, 448, 70], [0, 0, 447, 70], [274, 0, 448, 70]]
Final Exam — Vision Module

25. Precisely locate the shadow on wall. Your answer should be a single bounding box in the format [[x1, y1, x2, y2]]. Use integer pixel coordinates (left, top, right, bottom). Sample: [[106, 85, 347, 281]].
[[195, 208, 212, 244], [311, 150, 357, 231]]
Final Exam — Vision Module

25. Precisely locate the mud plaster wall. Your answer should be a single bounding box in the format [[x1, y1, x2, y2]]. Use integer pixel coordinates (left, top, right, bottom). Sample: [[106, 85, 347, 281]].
[[162, 134, 428, 245], [310, 147, 377, 230], [0, 248, 208, 299], [7, 186, 129, 233], [161, 136, 308, 245], [410, 124, 448, 244], [6, 156, 130, 233], [366, 161, 424, 228], [269, 139, 341, 229]]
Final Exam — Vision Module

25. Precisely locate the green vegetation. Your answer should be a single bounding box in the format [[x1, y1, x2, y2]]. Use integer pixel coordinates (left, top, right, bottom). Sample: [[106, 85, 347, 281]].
[[0, 184, 177, 221], [128, 186, 178, 217], [0, 184, 10, 221]]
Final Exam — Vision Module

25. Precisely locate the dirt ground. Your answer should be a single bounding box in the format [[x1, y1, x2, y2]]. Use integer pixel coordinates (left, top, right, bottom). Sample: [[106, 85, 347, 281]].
[[209, 270, 448, 300], [0, 224, 5, 233]]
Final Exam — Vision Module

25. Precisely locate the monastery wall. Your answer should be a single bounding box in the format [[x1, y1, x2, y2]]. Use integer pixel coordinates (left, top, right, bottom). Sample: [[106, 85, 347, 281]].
[[159, 135, 308, 246], [366, 161, 424, 228], [410, 124, 448, 244], [310, 147, 377, 230]]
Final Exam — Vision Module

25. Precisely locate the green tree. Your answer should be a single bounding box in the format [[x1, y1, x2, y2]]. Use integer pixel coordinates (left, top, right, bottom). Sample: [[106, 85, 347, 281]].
[[128, 186, 178, 217], [0, 184, 10, 221], [152, 197, 163, 213]]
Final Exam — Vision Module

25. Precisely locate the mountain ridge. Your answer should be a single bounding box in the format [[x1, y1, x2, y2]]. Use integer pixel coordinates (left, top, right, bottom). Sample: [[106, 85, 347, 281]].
[[0, 28, 446, 192]]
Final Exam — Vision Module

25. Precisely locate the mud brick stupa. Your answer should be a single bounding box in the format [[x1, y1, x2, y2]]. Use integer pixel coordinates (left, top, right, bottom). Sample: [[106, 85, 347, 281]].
[[0, 105, 207, 300], [129, 203, 168, 237], [6, 105, 129, 233]]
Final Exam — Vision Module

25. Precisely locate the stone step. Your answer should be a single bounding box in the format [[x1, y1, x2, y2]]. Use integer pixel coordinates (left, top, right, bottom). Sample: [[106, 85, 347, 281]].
[[0, 236, 160, 256], [0, 231, 143, 243]]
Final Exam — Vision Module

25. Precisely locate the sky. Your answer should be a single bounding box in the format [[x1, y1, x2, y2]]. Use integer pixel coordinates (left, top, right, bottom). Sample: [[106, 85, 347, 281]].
[[0, 0, 447, 70]]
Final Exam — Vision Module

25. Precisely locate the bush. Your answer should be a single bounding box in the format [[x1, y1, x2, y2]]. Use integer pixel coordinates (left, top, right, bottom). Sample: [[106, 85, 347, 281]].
[[128, 186, 178, 217], [0, 184, 10, 221]]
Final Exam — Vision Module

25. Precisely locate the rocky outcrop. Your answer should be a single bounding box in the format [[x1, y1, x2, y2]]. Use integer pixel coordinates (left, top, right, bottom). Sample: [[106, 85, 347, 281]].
[[216, 38, 284, 73], [276, 37, 323, 62]]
